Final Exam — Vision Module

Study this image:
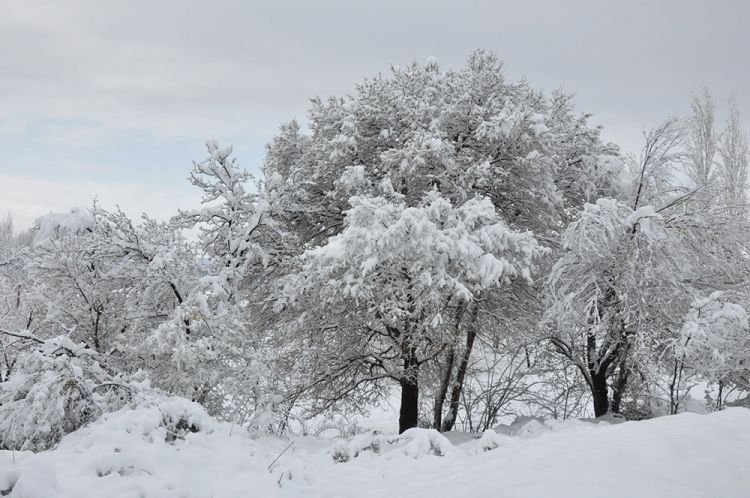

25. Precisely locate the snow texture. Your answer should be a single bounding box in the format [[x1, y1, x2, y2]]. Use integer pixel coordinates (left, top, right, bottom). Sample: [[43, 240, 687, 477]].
[[1, 406, 749, 497]]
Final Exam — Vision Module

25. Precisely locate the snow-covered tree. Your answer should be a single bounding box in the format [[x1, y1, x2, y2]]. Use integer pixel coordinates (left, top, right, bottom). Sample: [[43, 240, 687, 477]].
[[684, 87, 718, 193], [545, 120, 687, 417], [282, 183, 545, 432], [718, 98, 749, 216], [545, 197, 677, 416], [26, 208, 130, 353], [263, 51, 623, 431], [0, 215, 35, 381], [668, 292, 750, 412], [0, 332, 141, 451], [547, 114, 750, 418], [265, 51, 623, 242], [139, 141, 279, 425]]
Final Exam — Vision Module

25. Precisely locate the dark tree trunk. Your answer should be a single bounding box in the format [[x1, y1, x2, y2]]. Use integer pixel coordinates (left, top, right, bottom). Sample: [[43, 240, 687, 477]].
[[93, 309, 102, 352], [441, 304, 479, 432], [591, 370, 609, 417], [169, 282, 191, 335], [399, 373, 419, 434], [584, 318, 610, 418], [399, 338, 420, 434], [399, 367, 419, 434]]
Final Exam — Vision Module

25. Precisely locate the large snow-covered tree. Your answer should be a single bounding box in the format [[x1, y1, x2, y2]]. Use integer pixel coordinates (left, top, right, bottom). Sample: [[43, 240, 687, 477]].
[[545, 197, 677, 416], [265, 51, 624, 431], [282, 183, 544, 432], [547, 115, 750, 418]]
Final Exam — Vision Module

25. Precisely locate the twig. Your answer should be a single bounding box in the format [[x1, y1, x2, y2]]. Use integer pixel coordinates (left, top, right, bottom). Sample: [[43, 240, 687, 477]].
[[267, 440, 295, 471], [0, 329, 44, 345]]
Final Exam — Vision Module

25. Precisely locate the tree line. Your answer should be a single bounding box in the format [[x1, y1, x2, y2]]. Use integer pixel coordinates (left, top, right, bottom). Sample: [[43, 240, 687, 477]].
[[1, 51, 748, 449]]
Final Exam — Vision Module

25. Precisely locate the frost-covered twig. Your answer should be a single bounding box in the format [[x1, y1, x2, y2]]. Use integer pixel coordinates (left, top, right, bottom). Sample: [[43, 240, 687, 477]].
[[0, 329, 44, 345]]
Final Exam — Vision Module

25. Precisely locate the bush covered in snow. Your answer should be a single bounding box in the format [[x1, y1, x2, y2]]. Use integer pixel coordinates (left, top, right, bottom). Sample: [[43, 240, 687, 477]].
[[331, 428, 459, 462], [0, 335, 148, 451]]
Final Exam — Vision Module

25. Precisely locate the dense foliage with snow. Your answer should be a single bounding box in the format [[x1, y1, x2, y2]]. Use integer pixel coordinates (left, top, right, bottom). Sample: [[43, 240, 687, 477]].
[[1, 51, 749, 496]]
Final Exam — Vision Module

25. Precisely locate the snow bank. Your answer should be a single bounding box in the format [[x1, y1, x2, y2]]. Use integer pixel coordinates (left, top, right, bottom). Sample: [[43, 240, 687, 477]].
[[0, 399, 290, 497], [323, 410, 750, 498], [1, 408, 749, 497]]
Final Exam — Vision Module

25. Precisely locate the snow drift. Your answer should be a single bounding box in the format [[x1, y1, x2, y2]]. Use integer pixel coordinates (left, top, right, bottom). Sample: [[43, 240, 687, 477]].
[[1, 405, 749, 497]]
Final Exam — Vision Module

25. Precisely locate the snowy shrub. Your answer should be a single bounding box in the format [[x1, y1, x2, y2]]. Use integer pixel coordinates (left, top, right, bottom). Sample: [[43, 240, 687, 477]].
[[675, 292, 750, 385], [0, 335, 145, 451], [463, 430, 511, 454], [330, 431, 396, 462], [665, 292, 750, 411], [399, 428, 455, 458], [511, 418, 548, 437], [158, 398, 211, 442], [332, 428, 456, 462], [62, 395, 216, 452]]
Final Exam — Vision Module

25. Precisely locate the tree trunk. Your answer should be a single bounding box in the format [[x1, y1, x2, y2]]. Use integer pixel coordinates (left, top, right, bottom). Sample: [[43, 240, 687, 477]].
[[610, 366, 628, 415], [399, 340, 420, 434], [433, 303, 466, 430], [610, 352, 630, 415], [433, 348, 454, 430], [669, 357, 689, 415], [609, 314, 633, 415], [93, 309, 102, 352], [584, 319, 610, 418], [441, 303, 479, 432], [399, 374, 419, 434], [591, 370, 609, 417]]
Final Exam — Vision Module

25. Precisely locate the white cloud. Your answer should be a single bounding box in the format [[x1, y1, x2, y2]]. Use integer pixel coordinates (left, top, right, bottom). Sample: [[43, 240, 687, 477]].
[[4, 0, 746, 141], [1, 0, 749, 228]]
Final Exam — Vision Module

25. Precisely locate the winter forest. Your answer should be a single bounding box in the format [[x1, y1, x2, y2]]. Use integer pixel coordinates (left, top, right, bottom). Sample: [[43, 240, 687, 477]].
[[2, 49, 750, 496]]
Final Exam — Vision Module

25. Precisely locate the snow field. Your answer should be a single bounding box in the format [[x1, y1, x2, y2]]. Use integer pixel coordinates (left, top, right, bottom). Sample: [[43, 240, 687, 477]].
[[1, 402, 748, 498]]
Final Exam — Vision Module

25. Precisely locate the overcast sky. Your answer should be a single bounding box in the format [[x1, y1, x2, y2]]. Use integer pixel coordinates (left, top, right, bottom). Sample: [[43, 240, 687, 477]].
[[2, 0, 748, 230]]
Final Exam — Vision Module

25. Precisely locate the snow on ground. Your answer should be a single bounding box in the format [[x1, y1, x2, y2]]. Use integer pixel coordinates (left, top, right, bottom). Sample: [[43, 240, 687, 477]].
[[1, 402, 749, 497]]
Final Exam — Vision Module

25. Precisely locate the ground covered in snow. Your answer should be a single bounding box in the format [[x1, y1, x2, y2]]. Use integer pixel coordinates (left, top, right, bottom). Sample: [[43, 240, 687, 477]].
[[2, 401, 749, 497]]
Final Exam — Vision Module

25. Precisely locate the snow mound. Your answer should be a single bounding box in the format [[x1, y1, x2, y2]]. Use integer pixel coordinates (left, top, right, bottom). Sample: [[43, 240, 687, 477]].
[[490, 413, 623, 438], [461, 429, 513, 454], [331, 428, 455, 462], [0, 399, 291, 497]]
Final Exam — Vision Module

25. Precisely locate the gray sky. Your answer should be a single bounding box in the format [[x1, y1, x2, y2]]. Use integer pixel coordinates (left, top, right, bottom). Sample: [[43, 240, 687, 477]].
[[2, 0, 748, 230]]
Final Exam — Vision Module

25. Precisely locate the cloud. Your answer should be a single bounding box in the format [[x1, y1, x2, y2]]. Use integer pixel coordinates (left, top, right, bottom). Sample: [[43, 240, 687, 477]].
[[5, 0, 748, 138], [1, 0, 749, 226]]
